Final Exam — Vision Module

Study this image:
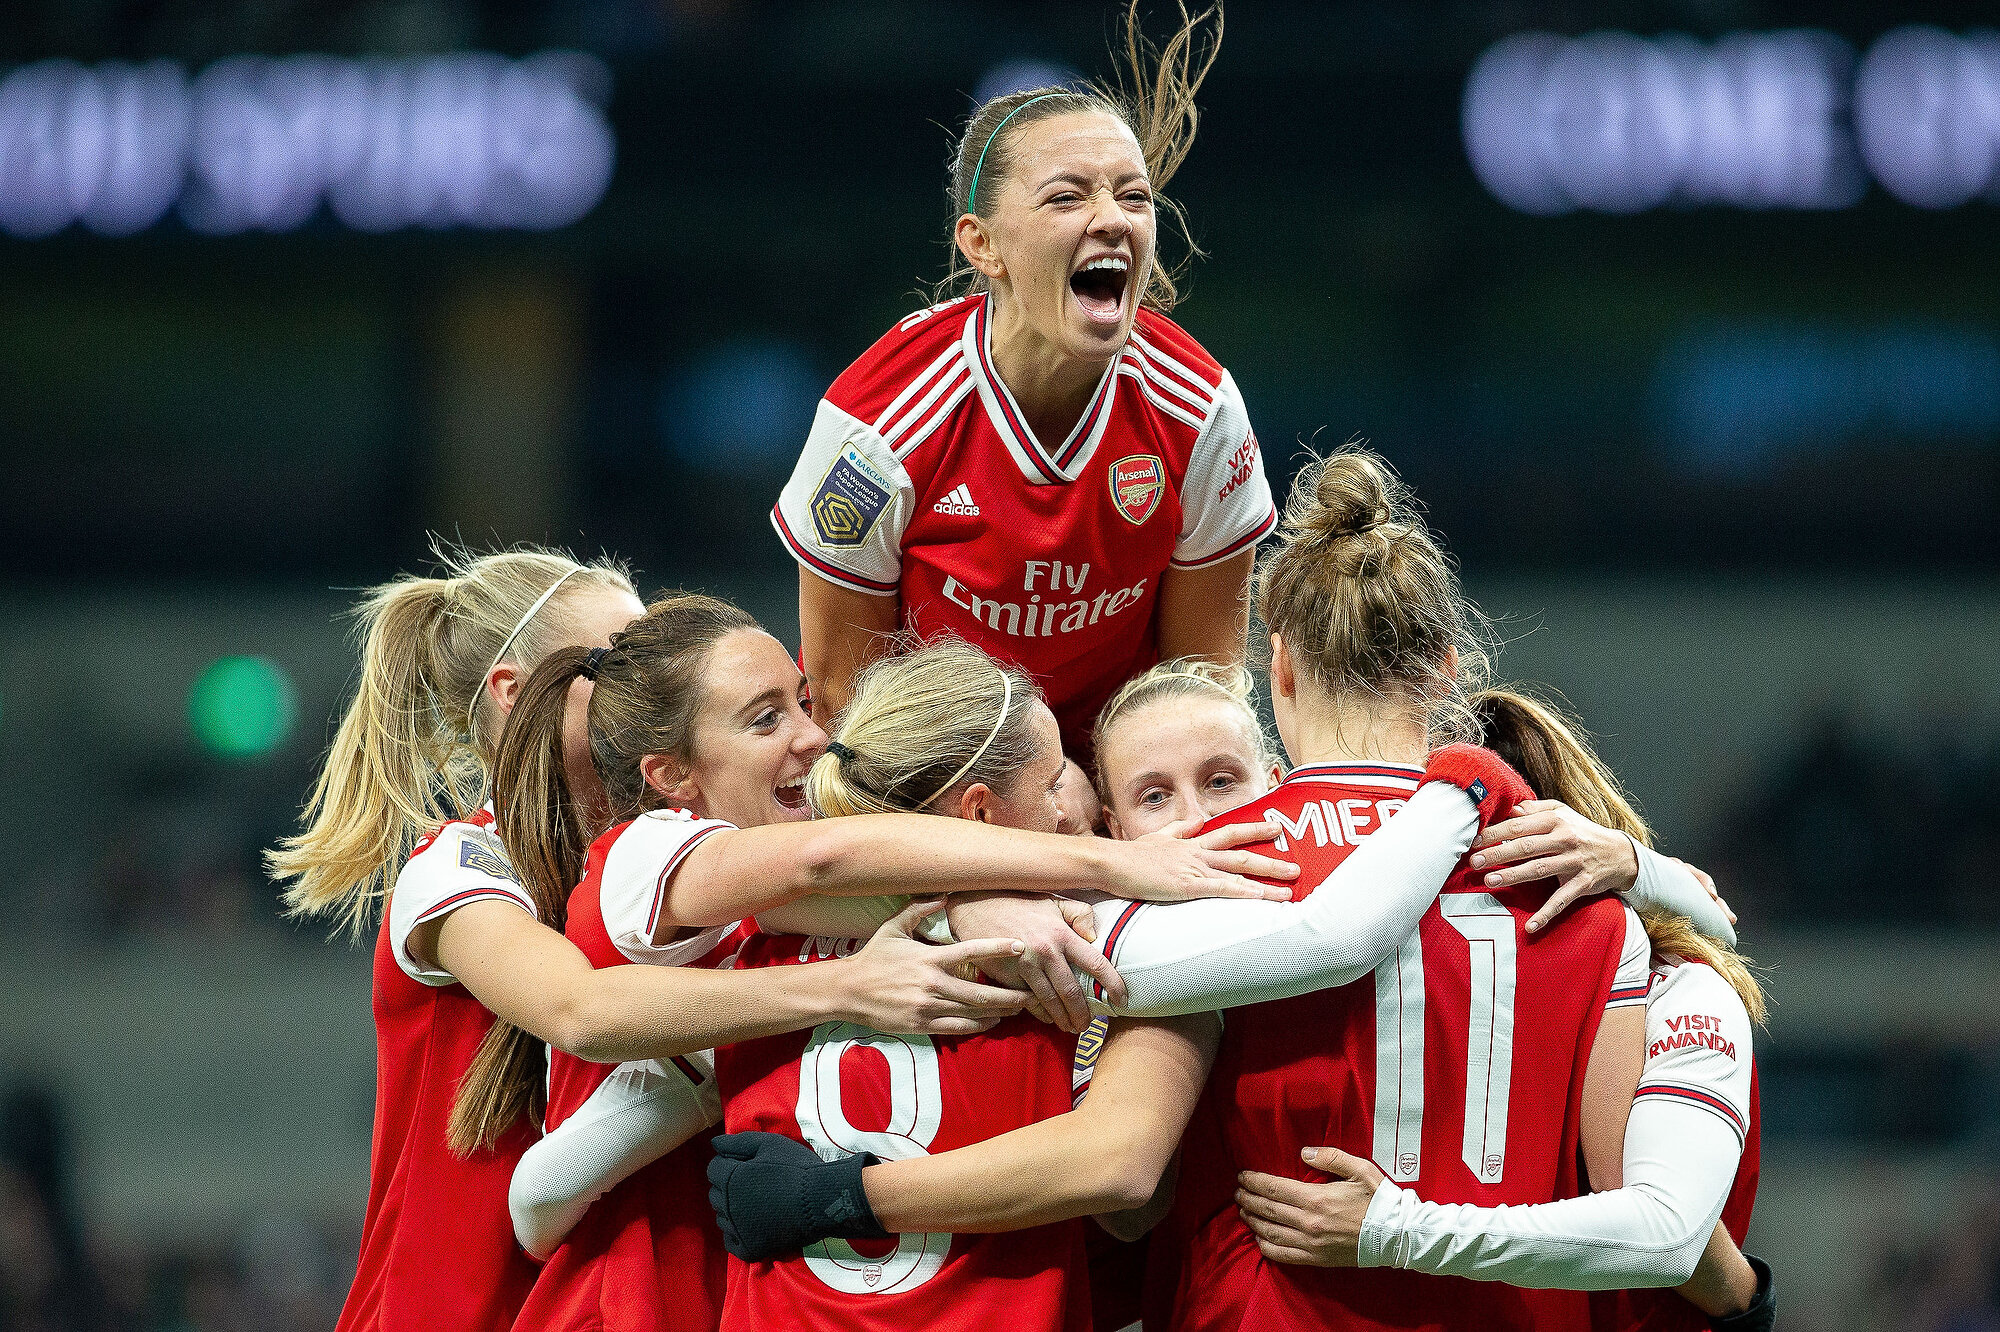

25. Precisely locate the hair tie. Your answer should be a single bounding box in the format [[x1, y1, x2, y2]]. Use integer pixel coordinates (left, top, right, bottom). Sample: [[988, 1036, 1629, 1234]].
[[580, 646, 610, 681], [467, 566, 584, 736], [826, 740, 856, 764], [967, 92, 1068, 213], [917, 669, 1014, 809]]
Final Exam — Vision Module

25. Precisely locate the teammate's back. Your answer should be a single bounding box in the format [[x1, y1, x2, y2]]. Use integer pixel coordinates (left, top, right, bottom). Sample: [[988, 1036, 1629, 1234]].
[[1201, 762, 1630, 1331]]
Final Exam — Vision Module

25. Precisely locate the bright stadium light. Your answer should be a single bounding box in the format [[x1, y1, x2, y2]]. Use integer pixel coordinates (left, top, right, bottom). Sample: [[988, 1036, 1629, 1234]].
[[1463, 29, 1868, 213], [0, 50, 614, 238], [188, 655, 297, 759], [1854, 26, 2000, 208]]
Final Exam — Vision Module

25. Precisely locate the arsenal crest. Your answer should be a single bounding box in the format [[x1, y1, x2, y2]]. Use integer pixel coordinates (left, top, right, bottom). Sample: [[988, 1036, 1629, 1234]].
[[1108, 454, 1165, 526]]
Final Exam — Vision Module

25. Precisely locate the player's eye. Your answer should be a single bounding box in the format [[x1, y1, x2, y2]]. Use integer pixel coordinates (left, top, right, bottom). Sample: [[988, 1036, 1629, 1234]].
[[752, 708, 780, 731], [1139, 788, 1168, 807], [1122, 190, 1152, 206], [1208, 773, 1240, 792]]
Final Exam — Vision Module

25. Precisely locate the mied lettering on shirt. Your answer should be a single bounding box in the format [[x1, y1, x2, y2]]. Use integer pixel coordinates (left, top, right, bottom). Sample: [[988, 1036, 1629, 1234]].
[[1262, 797, 1407, 853]]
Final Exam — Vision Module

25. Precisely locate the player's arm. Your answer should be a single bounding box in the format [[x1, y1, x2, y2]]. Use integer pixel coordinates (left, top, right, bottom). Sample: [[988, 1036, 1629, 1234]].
[[1243, 970, 1756, 1289], [1155, 549, 1254, 668], [706, 1014, 1221, 1259], [1474, 802, 1738, 943], [773, 403, 910, 725], [1579, 906, 1652, 1188], [424, 899, 1030, 1064], [1074, 747, 1526, 1017], [510, 1052, 719, 1258], [1678, 1221, 1763, 1318], [797, 568, 897, 726], [654, 814, 1297, 936]]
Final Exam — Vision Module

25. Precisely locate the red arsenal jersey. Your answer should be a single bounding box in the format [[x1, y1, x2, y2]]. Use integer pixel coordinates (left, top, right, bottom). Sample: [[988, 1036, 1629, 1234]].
[[772, 294, 1276, 753], [714, 930, 1090, 1332], [510, 812, 747, 1332], [338, 810, 541, 1332], [1195, 761, 1630, 1332]]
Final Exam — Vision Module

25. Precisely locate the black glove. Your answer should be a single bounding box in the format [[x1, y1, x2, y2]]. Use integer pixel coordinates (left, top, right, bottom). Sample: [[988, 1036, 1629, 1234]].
[[707, 1131, 889, 1263], [1710, 1254, 1776, 1332]]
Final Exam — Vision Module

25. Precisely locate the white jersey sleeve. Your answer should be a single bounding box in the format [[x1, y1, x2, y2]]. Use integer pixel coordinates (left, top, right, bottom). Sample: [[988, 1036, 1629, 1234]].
[[1625, 839, 1737, 947], [386, 819, 536, 987], [1079, 781, 1477, 1017], [771, 401, 915, 597], [1607, 904, 1651, 1009], [509, 1051, 721, 1259], [1171, 372, 1278, 570], [1359, 959, 1754, 1289], [597, 811, 741, 965]]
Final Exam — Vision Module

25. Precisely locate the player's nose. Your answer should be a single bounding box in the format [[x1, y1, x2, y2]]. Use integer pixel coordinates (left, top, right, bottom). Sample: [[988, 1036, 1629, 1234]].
[[1085, 187, 1129, 238]]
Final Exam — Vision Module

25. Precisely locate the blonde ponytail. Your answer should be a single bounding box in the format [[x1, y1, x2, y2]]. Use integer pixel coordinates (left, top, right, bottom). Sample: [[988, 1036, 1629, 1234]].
[[1470, 688, 1767, 1026], [807, 639, 1045, 819], [267, 543, 634, 938]]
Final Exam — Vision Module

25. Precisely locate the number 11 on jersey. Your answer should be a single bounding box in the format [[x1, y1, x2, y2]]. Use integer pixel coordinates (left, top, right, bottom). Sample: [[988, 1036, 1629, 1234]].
[[1371, 893, 1519, 1184]]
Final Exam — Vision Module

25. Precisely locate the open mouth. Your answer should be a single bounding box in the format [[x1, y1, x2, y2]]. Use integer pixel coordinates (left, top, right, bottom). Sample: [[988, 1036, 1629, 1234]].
[[1070, 254, 1131, 325], [774, 775, 808, 811]]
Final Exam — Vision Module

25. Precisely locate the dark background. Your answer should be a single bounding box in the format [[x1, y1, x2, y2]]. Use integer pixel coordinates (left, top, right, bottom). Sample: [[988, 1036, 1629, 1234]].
[[1, 3, 1995, 1330]]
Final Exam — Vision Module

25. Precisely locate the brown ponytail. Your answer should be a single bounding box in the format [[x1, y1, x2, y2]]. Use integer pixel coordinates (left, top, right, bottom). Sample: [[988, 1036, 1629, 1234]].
[[938, 0, 1222, 312], [1256, 444, 1493, 747], [450, 593, 760, 1154], [1472, 688, 1767, 1026]]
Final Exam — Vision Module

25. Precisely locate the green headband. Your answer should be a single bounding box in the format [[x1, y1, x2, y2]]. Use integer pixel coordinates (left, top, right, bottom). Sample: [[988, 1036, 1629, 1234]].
[[966, 92, 1070, 214]]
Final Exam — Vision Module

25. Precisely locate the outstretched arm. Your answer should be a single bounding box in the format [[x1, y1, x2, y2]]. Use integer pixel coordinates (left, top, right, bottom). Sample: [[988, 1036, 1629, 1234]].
[[707, 1014, 1221, 1261], [1077, 741, 1538, 1017], [1472, 801, 1738, 943], [862, 1014, 1220, 1232], [431, 898, 1031, 1064], [660, 813, 1297, 933]]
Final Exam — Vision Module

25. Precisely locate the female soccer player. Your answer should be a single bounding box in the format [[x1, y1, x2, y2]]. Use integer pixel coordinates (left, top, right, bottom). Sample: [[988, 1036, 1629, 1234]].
[[775, 1, 1277, 756], [712, 448, 1737, 1332], [1232, 690, 1776, 1332], [477, 598, 1298, 1332], [267, 547, 1048, 1332]]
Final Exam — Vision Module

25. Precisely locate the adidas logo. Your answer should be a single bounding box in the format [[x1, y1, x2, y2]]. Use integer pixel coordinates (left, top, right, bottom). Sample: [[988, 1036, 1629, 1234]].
[[933, 483, 980, 517]]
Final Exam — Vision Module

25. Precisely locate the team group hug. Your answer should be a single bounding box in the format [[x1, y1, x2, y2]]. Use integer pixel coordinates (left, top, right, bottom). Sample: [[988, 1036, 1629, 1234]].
[[271, 5, 1778, 1329]]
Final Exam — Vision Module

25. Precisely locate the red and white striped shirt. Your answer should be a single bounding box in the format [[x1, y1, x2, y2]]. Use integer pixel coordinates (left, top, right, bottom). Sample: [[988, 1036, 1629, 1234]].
[[773, 294, 1276, 753]]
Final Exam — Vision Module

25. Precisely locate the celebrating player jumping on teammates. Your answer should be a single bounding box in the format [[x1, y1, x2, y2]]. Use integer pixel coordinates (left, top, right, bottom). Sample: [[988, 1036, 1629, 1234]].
[[775, 0, 1276, 757]]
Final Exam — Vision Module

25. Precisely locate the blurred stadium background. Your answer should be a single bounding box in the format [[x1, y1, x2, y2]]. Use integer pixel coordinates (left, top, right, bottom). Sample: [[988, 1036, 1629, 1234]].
[[2, 1, 1997, 1328]]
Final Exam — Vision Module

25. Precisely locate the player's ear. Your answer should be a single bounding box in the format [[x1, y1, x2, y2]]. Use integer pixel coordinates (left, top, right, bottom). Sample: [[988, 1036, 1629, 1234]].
[[641, 753, 697, 808], [955, 782, 998, 823], [1104, 806, 1125, 840], [954, 214, 1005, 281], [1270, 633, 1297, 702], [1443, 644, 1459, 682], [484, 663, 522, 717]]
